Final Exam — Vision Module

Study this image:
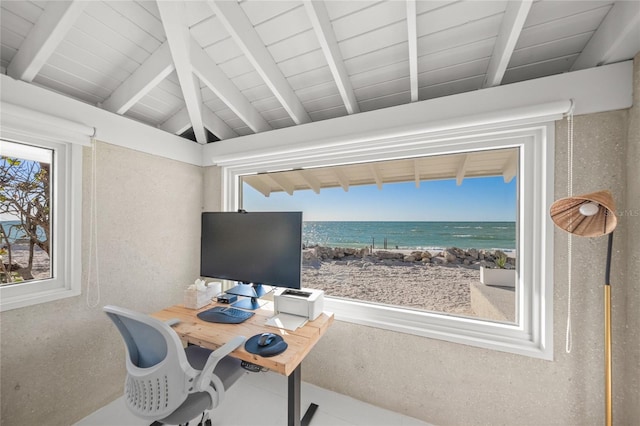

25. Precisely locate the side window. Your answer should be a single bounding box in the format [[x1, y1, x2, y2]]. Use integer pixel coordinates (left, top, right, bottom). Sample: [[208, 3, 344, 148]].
[[1, 142, 53, 284], [0, 138, 81, 311]]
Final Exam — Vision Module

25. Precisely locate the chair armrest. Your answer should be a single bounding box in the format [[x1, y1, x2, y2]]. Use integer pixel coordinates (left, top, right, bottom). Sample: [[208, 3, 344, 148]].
[[164, 318, 180, 327], [194, 335, 246, 392]]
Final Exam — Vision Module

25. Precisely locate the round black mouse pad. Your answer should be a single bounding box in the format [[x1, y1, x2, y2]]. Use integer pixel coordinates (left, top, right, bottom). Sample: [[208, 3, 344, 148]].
[[245, 333, 288, 357]]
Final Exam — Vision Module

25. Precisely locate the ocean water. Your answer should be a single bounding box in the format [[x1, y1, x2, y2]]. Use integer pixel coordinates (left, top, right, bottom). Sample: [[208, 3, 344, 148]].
[[0, 220, 47, 243], [303, 221, 516, 251]]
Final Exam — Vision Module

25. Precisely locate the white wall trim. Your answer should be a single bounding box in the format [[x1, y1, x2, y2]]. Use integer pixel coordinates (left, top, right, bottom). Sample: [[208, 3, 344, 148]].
[[0, 74, 202, 166], [204, 61, 632, 166], [1, 102, 95, 146], [1, 61, 632, 168]]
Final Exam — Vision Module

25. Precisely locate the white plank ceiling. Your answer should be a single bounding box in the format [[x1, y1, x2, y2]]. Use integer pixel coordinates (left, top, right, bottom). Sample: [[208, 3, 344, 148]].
[[1, 0, 639, 144]]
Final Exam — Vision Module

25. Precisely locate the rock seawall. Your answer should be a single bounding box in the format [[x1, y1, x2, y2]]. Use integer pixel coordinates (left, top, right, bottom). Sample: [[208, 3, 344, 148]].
[[303, 246, 515, 269]]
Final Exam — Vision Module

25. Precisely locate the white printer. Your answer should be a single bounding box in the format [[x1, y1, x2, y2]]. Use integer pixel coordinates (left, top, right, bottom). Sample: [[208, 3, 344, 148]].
[[273, 287, 324, 321]]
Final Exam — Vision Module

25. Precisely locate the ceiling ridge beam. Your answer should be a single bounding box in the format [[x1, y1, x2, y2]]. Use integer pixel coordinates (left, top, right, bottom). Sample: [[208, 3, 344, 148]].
[[571, 1, 640, 71], [483, 0, 533, 88], [406, 0, 418, 102], [157, 1, 207, 144], [207, 0, 312, 125], [103, 41, 174, 115], [7, 0, 86, 82], [191, 39, 271, 133], [304, 0, 360, 114]]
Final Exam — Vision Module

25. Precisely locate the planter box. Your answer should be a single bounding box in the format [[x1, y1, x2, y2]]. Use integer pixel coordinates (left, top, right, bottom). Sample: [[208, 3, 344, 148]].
[[480, 266, 516, 288]]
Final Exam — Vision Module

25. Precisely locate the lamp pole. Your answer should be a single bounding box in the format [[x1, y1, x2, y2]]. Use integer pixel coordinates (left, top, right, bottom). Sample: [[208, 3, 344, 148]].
[[604, 232, 613, 426]]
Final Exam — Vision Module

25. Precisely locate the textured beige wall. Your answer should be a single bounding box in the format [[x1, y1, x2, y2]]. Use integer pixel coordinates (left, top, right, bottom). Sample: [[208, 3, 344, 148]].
[[302, 113, 636, 423], [1, 67, 637, 425], [203, 165, 222, 212], [0, 142, 203, 425], [623, 52, 640, 423]]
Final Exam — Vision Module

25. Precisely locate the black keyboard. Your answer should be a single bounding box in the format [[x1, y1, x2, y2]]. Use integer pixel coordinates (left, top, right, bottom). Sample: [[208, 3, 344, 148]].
[[197, 306, 254, 324]]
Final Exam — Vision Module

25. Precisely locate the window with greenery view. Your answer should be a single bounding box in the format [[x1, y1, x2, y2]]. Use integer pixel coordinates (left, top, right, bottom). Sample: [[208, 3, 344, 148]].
[[1, 142, 52, 284], [0, 138, 81, 312]]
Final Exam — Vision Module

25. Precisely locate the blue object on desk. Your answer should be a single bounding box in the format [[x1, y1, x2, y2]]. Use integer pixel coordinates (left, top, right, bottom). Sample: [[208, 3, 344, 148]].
[[197, 306, 254, 324], [245, 333, 288, 357]]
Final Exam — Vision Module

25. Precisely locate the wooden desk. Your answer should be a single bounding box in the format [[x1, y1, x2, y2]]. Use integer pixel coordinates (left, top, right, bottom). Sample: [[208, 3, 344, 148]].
[[152, 302, 334, 426]]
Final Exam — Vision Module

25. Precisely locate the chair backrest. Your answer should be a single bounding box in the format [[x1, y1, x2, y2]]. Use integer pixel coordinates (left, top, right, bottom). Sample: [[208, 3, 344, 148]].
[[104, 305, 198, 421]]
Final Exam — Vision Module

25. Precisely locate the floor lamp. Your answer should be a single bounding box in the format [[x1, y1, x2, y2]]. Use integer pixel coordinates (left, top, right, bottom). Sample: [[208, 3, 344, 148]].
[[550, 190, 617, 426]]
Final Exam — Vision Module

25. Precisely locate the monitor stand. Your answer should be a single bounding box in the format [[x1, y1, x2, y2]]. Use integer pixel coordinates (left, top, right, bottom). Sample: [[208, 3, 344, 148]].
[[230, 283, 270, 310], [232, 296, 266, 310]]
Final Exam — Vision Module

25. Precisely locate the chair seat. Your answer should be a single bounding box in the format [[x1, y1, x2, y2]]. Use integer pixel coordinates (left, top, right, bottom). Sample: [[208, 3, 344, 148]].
[[158, 391, 211, 425], [184, 345, 245, 390], [157, 346, 245, 425]]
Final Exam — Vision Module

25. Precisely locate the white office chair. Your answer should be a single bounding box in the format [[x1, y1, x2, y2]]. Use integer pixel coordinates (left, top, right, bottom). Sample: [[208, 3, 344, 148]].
[[104, 305, 246, 426]]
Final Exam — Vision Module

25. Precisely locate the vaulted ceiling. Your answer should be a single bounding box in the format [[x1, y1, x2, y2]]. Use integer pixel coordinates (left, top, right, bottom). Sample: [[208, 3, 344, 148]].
[[1, 1, 638, 144]]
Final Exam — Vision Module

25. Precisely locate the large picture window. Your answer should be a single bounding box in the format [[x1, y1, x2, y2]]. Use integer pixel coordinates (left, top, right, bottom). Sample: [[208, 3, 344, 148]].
[[243, 148, 519, 324], [219, 120, 554, 359]]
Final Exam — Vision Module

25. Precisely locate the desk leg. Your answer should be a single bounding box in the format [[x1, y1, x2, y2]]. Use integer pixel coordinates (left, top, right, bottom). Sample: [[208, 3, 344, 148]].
[[288, 364, 319, 426], [288, 365, 301, 426]]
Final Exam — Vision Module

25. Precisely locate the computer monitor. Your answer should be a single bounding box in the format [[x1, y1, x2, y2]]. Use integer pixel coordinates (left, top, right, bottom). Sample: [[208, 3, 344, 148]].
[[200, 211, 303, 308]]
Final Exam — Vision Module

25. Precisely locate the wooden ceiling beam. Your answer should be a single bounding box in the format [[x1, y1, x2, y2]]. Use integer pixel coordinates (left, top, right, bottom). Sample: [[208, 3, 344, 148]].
[[369, 164, 383, 190], [8, 0, 86, 82], [244, 177, 272, 197], [207, 0, 311, 125], [191, 39, 271, 133], [266, 174, 295, 196], [334, 169, 350, 192], [406, 0, 419, 102], [157, 1, 207, 144], [202, 106, 237, 140], [414, 159, 421, 188], [160, 106, 191, 135], [571, 1, 640, 71], [456, 154, 470, 186], [296, 170, 322, 194], [483, 0, 532, 88], [502, 151, 518, 183], [304, 0, 360, 114], [103, 41, 174, 115]]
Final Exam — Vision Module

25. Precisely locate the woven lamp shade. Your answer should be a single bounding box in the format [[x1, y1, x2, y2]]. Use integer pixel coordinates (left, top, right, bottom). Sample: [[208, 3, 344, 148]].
[[550, 190, 617, 237]]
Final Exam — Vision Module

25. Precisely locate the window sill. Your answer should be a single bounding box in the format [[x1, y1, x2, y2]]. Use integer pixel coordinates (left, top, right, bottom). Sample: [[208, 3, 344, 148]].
[[324, 297, 553, 360], [0, 283, 81, 312]]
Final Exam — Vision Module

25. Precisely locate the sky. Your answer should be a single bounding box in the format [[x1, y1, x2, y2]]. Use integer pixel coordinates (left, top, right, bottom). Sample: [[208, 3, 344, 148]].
[[243, 176, 517, 222]]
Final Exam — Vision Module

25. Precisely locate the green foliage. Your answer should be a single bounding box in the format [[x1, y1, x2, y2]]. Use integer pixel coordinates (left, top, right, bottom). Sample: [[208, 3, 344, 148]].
[[0, 154, 51, 282], [494, 254, 508, 269]]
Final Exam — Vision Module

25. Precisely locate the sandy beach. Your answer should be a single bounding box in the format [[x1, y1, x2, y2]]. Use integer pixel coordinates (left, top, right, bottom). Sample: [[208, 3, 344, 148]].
[[303, 259, 478, 316], [1, 243, 50, 281]]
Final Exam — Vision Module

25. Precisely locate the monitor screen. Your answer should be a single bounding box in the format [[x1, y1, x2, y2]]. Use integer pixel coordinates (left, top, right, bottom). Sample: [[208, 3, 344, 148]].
[[200, 211, 302, 289]]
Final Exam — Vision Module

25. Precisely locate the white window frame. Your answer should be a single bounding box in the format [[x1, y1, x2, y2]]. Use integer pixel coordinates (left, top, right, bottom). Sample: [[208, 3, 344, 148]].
[[0, 136, 83, 312], [220, 119, 555, 360]]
